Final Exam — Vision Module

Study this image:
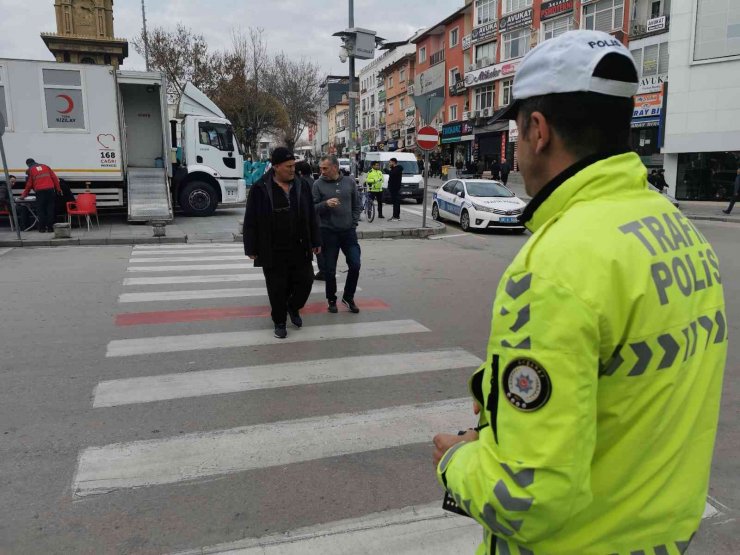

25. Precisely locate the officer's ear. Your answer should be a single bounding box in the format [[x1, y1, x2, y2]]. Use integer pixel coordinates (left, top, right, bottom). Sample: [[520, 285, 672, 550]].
[[524, 110, 552, 156]]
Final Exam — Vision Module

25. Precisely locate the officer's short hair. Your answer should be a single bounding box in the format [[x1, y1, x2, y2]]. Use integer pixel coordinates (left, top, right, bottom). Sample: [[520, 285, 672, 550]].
[[390, 157, 398, 163], [518, 54, 635, 159], [372, 160, 379, 166]]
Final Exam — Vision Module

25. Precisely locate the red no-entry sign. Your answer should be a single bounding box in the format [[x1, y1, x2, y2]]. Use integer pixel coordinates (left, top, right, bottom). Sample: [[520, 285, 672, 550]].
[[417, 126, 439, 151]]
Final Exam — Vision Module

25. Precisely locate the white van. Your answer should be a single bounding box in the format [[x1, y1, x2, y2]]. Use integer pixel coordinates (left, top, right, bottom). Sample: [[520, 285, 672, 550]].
[[361, 152, 424, 204]]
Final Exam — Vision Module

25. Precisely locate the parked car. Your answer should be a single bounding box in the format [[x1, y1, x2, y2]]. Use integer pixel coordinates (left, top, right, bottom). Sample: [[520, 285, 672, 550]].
[[338, 158, 352, 176], [432, 179, 527, 233]]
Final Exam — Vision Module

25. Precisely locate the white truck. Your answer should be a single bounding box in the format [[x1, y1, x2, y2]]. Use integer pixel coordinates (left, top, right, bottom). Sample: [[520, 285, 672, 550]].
[[0, 58, 246, 221]]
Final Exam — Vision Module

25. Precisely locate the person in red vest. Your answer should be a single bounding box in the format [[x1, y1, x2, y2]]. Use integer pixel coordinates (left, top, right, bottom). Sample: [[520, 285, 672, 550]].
[[22, 158, 62, 233]]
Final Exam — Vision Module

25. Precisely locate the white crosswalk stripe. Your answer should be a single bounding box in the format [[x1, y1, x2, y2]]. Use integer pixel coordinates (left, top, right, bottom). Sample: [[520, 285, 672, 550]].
[[133, 243, 240, 250], [172, 503, 480, 555], [127, 263, 264, 272], [118, 284, 348, 303], [93, 349, 483, 407], [123, 274, 268, 286], [129, 255, 248, 263], [106, 320, 429, 357], [72, 398, 470, 498], [132, 247, 245, 256]]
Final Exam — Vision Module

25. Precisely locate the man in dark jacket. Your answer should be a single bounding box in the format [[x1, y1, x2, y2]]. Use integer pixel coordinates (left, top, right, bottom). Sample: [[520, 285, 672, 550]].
[[722, 168, 740, 214], [387, 157, 404, 221], [654, 169, 669, 193], [499, 157, 511, 185], [490, 159, 501, 180], [313, 155, 362, 314], [243, 147, 321, 339]]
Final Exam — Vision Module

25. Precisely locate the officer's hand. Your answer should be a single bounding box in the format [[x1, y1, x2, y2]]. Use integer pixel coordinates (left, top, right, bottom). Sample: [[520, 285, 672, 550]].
[[432, 430, 478, 467]]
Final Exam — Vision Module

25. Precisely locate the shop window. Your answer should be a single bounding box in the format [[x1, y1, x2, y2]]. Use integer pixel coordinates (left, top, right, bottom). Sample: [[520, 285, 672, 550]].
[[503, 0, 532, 15], [476, 41, 496, 65], [475, 84, 494, 111], [582, 0, 624, 33], [543, 15, 573, 41], [503, 29, 529, 61], [476, 0, 496, 26], [501, 79, 513, 106], [631, 42, 669, 78], [676, 152, 740, 201]]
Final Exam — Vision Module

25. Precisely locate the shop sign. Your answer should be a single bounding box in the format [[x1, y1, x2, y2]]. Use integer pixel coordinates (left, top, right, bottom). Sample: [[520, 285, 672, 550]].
[[500, 8, 533, 33], [633, 87, 663, 119], [471, 22, 498, 44], [508, 120, 519, 142], [540, 0, 574, 21], [462, 34, 472, 50], [647, 16, 666, 32], [406, 107, 416, 117], [391, 129, 401, 139], [464, 60, 520, 87], [441, 121, 475, 144], [449, 80, 467, 96], [638, 73, 667, 94]]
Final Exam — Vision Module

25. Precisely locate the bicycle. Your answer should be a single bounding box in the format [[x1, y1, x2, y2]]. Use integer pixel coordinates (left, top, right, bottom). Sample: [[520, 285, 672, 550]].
[[360, 183, 376, 222]]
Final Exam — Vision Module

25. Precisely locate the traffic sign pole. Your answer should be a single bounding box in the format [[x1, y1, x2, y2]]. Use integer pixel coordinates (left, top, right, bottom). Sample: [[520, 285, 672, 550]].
[[416, 125, 439, 229], [0, 112, 21, 240]]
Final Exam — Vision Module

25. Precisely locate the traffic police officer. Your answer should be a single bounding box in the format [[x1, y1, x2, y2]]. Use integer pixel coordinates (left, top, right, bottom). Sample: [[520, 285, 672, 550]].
[[433, 31, 727, 554], [366, 160, 385, 219]]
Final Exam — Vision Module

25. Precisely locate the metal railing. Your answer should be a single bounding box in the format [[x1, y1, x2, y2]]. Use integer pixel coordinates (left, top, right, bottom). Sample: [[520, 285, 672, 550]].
[[430, 49, 445, 66]]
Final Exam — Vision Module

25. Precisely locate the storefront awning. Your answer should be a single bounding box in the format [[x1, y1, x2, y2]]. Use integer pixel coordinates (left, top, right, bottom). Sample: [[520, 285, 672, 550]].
[[474, 120, 508, 135]]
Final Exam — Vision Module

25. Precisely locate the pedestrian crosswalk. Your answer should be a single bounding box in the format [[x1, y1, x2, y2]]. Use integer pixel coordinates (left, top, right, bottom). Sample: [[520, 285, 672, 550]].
[[69, 241, 485, 551]]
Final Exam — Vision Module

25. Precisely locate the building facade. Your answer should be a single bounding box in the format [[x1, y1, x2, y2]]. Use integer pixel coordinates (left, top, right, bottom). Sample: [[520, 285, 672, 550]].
[[380, 52, 415, 151], [313, 76, 349, 156], [662, 0, 740, 201], [42, 0, 128, 67]]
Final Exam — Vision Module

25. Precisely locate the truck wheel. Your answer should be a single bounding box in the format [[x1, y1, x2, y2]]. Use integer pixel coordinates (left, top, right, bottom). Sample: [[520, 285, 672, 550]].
[[180, 181, 218, 216]]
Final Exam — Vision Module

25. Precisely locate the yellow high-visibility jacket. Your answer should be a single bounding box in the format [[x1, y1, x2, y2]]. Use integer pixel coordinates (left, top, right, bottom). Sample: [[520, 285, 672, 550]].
[[437, 152, 727, 555], [366, 169, 385, 193]]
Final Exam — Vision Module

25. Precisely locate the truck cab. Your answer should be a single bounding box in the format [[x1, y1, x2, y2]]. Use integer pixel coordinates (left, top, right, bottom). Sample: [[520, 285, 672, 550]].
[[176, 84, 247, 216]]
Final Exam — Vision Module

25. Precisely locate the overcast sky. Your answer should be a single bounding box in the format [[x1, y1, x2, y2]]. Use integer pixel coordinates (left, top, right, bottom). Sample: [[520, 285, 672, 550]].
[[0, 0, 459, 74]]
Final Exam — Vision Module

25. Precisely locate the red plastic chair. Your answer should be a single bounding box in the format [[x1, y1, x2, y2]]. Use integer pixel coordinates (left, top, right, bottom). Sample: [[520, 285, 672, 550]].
[[67, 192, 99, 231]]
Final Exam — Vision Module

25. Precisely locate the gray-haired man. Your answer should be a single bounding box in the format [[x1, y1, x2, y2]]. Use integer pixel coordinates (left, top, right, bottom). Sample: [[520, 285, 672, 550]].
[[313, 155, 362, 314]]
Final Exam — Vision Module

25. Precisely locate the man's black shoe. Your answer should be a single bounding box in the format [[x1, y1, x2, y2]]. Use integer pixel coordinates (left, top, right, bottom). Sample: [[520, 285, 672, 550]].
[[274, 324, 288, 339], [722, 210, 731, 214], [342, 297, 360, 313], [288, 308, 303, 328], [327, 300, 338, 313], [315, 271, 326, 281], [378, 214, 385, 218]]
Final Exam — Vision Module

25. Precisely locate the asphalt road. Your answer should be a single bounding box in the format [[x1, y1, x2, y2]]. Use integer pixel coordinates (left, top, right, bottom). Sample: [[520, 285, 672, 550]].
[[0, 214, 737, 553]]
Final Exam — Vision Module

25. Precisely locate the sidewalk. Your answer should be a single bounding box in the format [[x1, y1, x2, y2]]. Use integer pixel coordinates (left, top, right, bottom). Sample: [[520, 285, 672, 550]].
[[504, 173, 740, 224], [0, 203, 445, 248]]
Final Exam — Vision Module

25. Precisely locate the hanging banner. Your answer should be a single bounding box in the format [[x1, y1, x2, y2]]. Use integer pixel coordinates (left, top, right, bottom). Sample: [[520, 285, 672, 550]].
[[540, 0, 574, 21], [499, 8, 533, 33]]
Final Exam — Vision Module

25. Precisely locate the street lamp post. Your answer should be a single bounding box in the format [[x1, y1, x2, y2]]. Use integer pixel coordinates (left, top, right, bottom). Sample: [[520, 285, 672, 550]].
[[348, 0, 356, 177]]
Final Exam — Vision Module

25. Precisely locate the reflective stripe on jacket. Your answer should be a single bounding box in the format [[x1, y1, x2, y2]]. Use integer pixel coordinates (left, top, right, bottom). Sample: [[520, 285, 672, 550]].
[[437, 152, 726, 554], [366, 169, 384, 193]]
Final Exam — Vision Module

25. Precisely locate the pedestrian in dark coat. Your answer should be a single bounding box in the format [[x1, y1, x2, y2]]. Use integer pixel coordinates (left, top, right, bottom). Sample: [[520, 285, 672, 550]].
[[722, 168, 740, 214], [386, 157, 404, 221], [654, 169, 669, 193], [243, 147, 321, 338], [500, 157, 511, 185], [490, 159, 501, 180]]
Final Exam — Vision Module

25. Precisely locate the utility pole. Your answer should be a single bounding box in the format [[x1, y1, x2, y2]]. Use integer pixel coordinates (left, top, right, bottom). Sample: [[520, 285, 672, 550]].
[[348, 0, 356, 176], [141, 0, 150, 71]]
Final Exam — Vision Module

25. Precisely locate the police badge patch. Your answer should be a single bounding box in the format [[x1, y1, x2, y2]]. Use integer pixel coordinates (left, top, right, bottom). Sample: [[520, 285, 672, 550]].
[[503, 358, 552, 411]]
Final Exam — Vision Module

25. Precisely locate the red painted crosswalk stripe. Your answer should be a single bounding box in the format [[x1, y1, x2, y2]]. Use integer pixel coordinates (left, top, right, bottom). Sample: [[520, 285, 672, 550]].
[[115, 299, 391, 326]]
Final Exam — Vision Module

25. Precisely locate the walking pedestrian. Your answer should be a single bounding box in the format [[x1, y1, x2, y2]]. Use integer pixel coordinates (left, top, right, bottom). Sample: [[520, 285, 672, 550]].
[[366, 160, 385, 218], [654, 168, 669, 193], [297, 160, 327, 280], [387, 157, 403, 221], [647, 169, 658, 186], [499, 157, 511, 185], [490, 158, 501, 181], [722, 168, 740, 214], [243, 147, 321, 339], [21, 158, 61, 232], [313, 155, 362, 314], [432, 30, 726, 554]]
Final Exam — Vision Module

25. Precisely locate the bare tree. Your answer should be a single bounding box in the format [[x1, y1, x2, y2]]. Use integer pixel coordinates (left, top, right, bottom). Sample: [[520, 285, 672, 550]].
[[212, 29, 287, 157], [265, 54, 324, 151], [132, 24, 224, 102]]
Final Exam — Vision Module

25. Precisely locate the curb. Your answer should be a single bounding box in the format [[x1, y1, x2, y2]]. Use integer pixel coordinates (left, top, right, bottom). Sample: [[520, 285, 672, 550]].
[[233, 225, 446, 242], [685, 214, 740, 224], [0, 236, 188, 248]]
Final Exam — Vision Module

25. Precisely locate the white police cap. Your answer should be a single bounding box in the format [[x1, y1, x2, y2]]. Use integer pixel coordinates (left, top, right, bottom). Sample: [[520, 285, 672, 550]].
[[496, 30, 638, 121]]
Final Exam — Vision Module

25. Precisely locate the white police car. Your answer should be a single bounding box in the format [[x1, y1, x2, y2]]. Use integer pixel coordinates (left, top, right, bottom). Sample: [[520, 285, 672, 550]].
[[432, 179, 527, 233]]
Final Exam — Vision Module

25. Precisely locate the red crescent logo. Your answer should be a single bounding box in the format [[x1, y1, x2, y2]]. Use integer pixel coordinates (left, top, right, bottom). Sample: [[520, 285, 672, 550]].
[[56, 94, 74, 114]]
